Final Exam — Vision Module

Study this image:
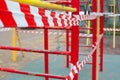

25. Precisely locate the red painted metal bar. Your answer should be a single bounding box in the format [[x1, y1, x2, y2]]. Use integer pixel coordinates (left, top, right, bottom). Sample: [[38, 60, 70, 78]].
[[71, 26, 79, 80], [64, 2, 69, 69], [66, 29, 69, 68], [0, 46, 70, 55], [0, 67, 66, 79], [72, 0, 79, 14], [71, 0, 79, 79], [44, 28, 49, 80], [100, 0, 104, 72], [92, 0, 97, 80]]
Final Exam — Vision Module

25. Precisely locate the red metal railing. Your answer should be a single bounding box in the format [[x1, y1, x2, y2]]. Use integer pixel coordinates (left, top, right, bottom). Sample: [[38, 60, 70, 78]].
[[0, 46, 70, 55], [0, 67, 66, 79]]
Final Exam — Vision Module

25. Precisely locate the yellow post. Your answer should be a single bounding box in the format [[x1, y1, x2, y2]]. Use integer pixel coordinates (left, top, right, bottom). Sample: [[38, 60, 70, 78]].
[[113, 0, 116, 48], [96, 0, 100, 79], [15, 28, 24, 57], [96, 16, 100, 80], [11, 0, 77, 12], [12, 28, 17, 62], [86, 20, 91, 46], [86, 3, 92, 46]]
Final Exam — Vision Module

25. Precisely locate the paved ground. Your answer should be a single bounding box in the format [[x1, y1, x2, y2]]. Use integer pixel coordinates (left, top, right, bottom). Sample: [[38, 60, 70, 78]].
[[1, 54, 120, 80], [0, 28, 120, 80]]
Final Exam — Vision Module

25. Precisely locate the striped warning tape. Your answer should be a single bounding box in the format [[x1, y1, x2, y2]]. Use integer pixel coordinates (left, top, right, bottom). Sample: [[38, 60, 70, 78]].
[[18, 30, 66, 35], [0, 0, 78, 27], [0, 28, 93, 38], [66, 34, 103, 80], [0, 28, 11, 32], [104, 28, 120, 32], [0, 0, 101, 28], [18, 30, 93, 38], [1, 28, 120, 32]]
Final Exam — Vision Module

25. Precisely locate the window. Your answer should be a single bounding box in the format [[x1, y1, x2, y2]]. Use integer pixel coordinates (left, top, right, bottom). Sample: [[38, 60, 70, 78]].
[[108, 4, 114, 12]]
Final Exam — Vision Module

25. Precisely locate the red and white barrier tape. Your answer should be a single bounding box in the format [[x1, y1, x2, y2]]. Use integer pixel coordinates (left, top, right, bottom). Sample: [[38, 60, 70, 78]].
[[0, 28, 11, 32], [66, 34, 103, 80], [18, 30, 93, 38], [104, 28, 120, 32], [0, 0, 77, 27], [0, 0, 99, 28], [0, 28, 93, 37], [1, 28, 120, 32]]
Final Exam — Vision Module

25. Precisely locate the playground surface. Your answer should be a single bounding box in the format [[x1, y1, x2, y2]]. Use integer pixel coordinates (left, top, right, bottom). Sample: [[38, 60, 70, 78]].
[[0, 29, 120, 80], [0, 54, 120, 80]]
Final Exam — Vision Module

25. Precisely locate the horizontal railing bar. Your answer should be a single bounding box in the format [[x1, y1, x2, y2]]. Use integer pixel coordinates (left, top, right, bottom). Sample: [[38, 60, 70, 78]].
[[12, 0, 77, 12], [0, 46, 70, 55], [0, 67, 66, 79]]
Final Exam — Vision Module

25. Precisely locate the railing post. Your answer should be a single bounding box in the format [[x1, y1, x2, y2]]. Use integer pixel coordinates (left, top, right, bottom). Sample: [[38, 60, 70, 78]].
[[71, 0, 80, 80], [12, 28, 17, 62], [66, 29, 70, 68], [44, 28, 49, 80], [100, 0, 104, 72], [71, 26, 79, 80], [92, 0, 97, 80]]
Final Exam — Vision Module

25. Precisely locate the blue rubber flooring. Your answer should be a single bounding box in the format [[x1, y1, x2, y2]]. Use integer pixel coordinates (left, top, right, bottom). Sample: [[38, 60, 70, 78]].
[[1, 54, 120, 80]]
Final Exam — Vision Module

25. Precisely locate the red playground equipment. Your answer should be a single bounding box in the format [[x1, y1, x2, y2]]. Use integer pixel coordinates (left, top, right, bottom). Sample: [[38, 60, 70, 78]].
[[0, 0, 104, 80]]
